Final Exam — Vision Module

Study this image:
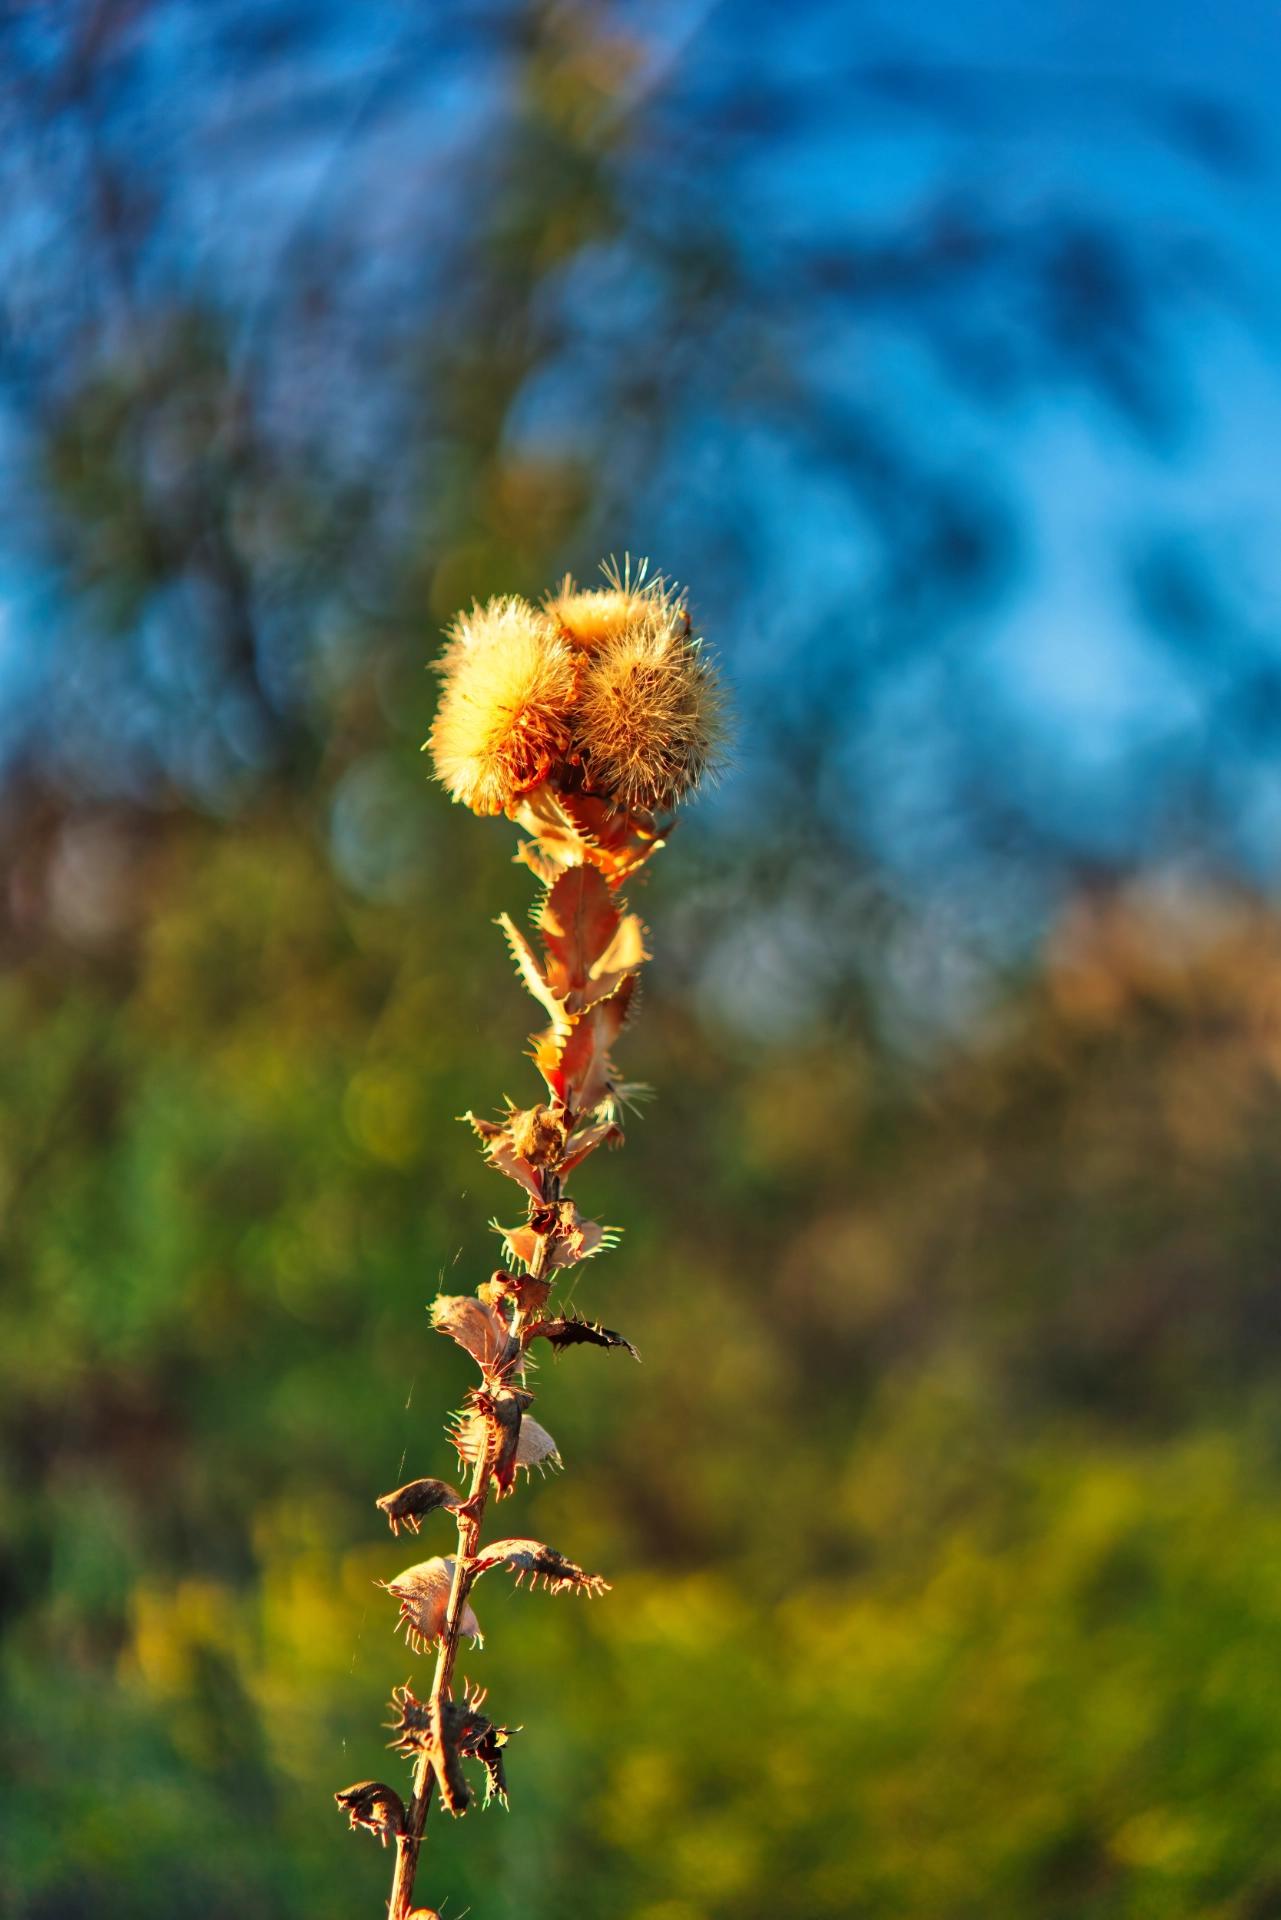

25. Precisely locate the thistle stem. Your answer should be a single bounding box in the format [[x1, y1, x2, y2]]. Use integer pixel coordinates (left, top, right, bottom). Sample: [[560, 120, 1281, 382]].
[[386, 1444, 486, 1919], [387, 1302, 531, 1920]]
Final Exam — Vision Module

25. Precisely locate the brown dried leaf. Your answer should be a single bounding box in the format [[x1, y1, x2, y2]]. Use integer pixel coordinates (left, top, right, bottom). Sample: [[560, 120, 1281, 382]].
[[465, 1112, 544, 1200], [472, 1720, 513, 1808], [385, 1682, 432, 1753], [512, 783, 593, 876], [496, 913, 569, 1031], [497, 1200, 617, 1273], [477, 1267, 552, 1317], [430, 1295, 520, 1376], [375, 1477, 462, 1536], [558, 790, 667, 883], [565, 912, 648, 1015], [560, 1118, 623, 1176], [513, 783, 666, 886], [555, 976, 636, 1110], [476, 1537, 611, 1596], [526, 1315, 639, 1361], [335, 1780, 405, 1847], [454, 1407, 561, 1479], [537, 865, 649, 1015], [380, 1557, 482, 1652], [449, 1386, 532, 1497], [539, 866, 619, 993]]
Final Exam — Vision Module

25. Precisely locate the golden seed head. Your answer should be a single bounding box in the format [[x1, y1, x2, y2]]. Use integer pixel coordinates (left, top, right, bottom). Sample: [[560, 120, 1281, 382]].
[[574, 604, 724, 811], [427, 561, 726, 817], [428, 595, 578, 816], [545, 555, 678, 655]]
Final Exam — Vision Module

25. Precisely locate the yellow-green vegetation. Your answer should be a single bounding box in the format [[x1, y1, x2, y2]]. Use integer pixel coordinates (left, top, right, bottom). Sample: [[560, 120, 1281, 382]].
[[7, 810, 1281, 1918]]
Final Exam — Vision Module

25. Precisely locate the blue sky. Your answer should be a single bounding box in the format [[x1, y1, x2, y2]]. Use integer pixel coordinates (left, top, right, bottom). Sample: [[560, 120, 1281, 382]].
[[2, 0, 1279, 898]]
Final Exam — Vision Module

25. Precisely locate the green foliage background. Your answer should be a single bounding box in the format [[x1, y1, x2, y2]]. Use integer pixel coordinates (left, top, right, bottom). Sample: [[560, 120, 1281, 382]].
[[7, 796, 1281, 1920]]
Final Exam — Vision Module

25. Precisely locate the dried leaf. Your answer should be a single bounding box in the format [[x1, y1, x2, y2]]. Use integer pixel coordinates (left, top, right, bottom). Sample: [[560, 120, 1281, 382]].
[[380, 1557, 482, 1653], [560, 1117, 623, 1176], [498, 1200, 617, 1273], [471, 1720, 513, 1807], [557, 790, 667, 883], [430, 1295, 520, 1376], [526, 1315, 639, 1361], [478, 1267, 552, 1317], [388, 1682, 514, 1812], [476, 1537, 611, 1596], [335, 1780, 405, 1847], [449, 1386, 532, 1496], [465, 1112, 544, 1200], [512, 783, 594, 877], [554, 976, 636, 1110], [454, 1407, 562, 1479], [386, 1682, 433, 1753], [539, 866, 620, 992], [514, 1414, 561, 1473], [375, 1477, 462, 1536], [513, 783, 666, 886], [497, 912, 569, 1030], [536, 866, 649, 1016]]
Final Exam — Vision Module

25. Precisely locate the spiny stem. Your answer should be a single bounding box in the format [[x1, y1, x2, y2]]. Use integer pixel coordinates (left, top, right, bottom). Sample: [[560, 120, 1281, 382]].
[[386, 1445, 486, 1918], [386, 1302, 531, 1920]]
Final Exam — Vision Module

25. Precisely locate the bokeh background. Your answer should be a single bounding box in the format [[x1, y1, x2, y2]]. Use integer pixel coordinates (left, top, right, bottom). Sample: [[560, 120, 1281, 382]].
[[5, 3, 1281, 1916]]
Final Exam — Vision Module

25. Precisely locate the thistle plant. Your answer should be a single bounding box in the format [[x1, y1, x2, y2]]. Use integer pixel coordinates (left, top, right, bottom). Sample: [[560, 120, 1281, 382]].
[[335, 560, 723, 1919]]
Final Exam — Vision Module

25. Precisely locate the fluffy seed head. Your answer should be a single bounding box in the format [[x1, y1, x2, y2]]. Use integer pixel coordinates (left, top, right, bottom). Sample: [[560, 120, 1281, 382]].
[[428, 596, 577, 816], [575, 604, 724, 811], [546, 556, 673, 655]]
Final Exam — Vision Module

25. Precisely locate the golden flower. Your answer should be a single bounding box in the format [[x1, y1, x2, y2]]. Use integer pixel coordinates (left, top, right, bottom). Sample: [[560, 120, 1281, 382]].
[[427, 596, 577, 816], [574, 602, 724, 811]]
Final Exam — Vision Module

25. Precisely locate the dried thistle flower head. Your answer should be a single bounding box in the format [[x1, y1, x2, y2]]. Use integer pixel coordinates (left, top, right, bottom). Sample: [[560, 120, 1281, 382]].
[[574, 602, 723, 811], [546, 555, 672, 654], [428, 596, 577, 816]]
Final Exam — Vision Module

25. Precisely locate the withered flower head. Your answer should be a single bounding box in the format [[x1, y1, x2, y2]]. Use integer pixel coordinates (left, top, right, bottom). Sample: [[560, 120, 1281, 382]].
[[574, 599, 724, 811], [545, 555, 673, 654], [428, 558, 727, 821], [428, 595, 577, 816]]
